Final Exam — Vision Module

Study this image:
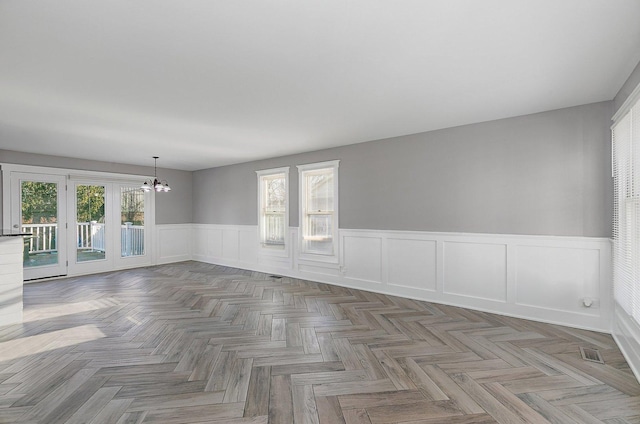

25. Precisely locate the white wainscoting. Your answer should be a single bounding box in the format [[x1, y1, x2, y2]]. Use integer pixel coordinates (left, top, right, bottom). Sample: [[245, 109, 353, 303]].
[[155, 224, 192, 265], [613, 303, 640, 382], [187, 224, 612, 332], [443, 241, 507, 302]]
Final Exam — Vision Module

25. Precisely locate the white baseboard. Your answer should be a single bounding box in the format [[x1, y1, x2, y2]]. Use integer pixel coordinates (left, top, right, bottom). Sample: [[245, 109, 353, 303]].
[[187, 224, 612, 333], [613, 303, 640, 381]]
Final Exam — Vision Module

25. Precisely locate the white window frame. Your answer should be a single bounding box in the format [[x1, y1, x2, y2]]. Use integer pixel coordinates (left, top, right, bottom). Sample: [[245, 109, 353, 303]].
[[256, 167, 289, 257], [297, 160, 339, 263], [612, 85, 640, 327]]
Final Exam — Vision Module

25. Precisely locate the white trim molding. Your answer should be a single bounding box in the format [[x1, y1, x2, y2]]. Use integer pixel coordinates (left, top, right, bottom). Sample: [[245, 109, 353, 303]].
[[613, 302, 640, 382], [256, 166, 290, 258], [297, 160, 340, 263], [11, 217, 611, 333], [190, 224, 612, 333], [613, 81, 640, 123]]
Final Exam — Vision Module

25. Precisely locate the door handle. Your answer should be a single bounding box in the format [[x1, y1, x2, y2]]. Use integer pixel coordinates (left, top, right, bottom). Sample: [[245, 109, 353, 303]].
[[13, 224, 19, 229]]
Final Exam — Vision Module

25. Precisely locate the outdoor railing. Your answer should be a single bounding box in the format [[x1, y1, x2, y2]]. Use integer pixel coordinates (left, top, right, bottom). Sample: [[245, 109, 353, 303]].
[[22, 222, 144, 257], [22, 223, 57, 253], [121, 223, 144, 256], [77, 221, 106, 252]]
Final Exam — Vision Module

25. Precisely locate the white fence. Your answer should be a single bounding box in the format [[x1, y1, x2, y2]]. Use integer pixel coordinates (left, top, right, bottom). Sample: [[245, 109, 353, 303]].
[[23, 222, 144, 257], [22, 223, 57, 253], [121, 223, 144, 256], [77, 221, 106, 252]]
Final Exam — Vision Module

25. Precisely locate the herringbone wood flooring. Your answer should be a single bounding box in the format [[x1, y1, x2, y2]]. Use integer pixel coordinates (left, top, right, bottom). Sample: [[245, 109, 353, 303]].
[[0, 261, 639, 423]]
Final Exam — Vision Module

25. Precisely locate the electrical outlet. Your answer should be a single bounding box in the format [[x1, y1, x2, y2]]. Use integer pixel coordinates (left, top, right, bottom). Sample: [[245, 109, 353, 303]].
[[581, 297, 599, 308]]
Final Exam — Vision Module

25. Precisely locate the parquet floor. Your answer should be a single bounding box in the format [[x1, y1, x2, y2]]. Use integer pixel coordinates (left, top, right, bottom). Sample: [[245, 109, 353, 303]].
[[1, 261, 639, 423]]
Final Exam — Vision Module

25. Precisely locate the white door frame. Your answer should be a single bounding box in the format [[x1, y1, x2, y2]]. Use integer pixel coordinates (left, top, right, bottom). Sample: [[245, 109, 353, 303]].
[[7, 171, 68, 280], [2, 164, 156, 280]]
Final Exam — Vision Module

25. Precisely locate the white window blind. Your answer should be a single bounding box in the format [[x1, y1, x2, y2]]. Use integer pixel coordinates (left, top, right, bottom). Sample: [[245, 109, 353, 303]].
[[613, 99, 640, 323]]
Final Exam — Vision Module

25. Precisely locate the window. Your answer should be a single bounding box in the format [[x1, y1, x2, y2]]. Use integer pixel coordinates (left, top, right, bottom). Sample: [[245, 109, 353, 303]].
[[257, 167, 289, 252], [298, 160, 339, 259], [612, 93, 640, 325]]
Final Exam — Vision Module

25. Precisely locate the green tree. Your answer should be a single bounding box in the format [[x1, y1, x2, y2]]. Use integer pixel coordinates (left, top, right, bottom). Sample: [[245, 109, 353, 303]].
[[21, 182, 57, 224], [121, 188, 144, 225], [76, 185, 105, 223]]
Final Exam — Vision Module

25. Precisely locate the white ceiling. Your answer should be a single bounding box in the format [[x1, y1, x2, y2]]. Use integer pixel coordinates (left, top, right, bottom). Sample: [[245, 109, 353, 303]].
[[1, 1, 639, 171]]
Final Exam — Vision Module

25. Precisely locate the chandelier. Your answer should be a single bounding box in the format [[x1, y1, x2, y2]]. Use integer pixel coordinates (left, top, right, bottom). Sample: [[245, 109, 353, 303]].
[[141, 156, 171, 192]]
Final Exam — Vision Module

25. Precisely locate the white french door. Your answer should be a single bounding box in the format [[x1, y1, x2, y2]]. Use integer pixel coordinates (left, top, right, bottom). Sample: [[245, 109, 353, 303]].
[[67, 180, 152, 275], [2, 165, 155, 280], [9, 172, 68, 280]]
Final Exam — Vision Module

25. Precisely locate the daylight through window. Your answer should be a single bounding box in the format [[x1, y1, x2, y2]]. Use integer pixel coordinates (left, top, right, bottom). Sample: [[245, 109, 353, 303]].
[[298, 161, 339, 258], [257, 168, 288, 250]]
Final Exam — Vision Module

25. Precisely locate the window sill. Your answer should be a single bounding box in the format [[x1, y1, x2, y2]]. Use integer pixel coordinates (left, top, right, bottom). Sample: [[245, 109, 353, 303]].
[[302, 236, 333, 242], [259, 245, 289, 258]]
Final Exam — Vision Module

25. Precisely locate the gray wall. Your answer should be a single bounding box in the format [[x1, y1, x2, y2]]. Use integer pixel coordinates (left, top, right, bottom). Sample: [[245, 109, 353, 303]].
[[0, 149, 193, 225], [193, 101, 613, 238]]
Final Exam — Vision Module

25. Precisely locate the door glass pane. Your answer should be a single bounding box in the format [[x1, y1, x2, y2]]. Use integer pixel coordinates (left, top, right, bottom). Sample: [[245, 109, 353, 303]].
[[21, 181, 58, 268], [76, 185, 106, 262], [121, 187, 145, 257]]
